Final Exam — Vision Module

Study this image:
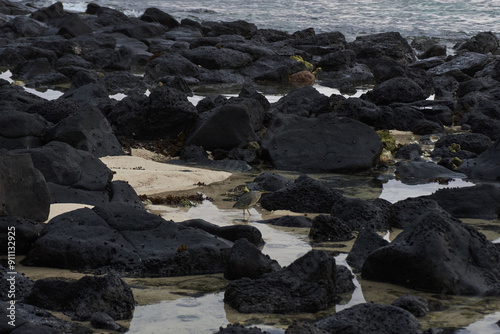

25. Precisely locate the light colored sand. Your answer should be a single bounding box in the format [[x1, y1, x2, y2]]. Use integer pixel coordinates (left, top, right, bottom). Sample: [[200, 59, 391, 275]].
[[100, 154, 232, 195]]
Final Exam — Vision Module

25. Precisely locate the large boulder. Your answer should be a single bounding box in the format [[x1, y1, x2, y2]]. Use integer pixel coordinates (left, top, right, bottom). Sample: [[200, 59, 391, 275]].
[[0, 265, 34, 302], [260, 175, 343, 213], [330, 196, 390, 231], [427, 52, 490, 76], [362, 210, 500, 295], [455, 32, 499, 55], [395, 160, 466, 184], [424, 184, 500, 219], [459, 100, 500, 141], [362, 77, 429, 105], [182, 46, 252, 70], [466, 139, 500, 181], [0, 110, 51, 150], [314, 303, 423, 334], [0, 301, 92, 334], [185, 104, 258, 151], [309, 215, 354, 242], [24, 274, 135, 321], [224, 238, 280, 280], [15, 141, 113, 191], [261, 113, 382, 173], [389, 197, 448, 229], [45, 105, 124, 157], [347, 31, 417, 64], [145, 86, 198, 139], [0, 216, 44, 255], [346, 228, 389, 273], [22, 203, 234, 277], [224, 250, 339, 313], [0, 152, 50, 222], [270, 86, 331, 117]]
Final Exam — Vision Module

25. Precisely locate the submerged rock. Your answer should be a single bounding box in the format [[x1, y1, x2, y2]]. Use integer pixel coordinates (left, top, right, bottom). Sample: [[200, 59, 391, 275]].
[[362, 210, 500, 295]]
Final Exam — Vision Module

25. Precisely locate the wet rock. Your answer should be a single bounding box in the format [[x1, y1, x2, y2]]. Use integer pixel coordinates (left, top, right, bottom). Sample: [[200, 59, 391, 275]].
[[258, 215, 312, 227], [395, 160, 466, 184], [309, 215, 354, 242], [460, 100, 500, 141], [61, 82, 110, 107], [23, 203, 233, 276], [465, 139, 500, 181], [57, 13, 93, 38], [0, 152, 50, 222], [392, 294, 430, 317], [140, 7, 180, 29], [0, 110, 51, 150], [419, 44, 447, 59], [104, 71, 148, 95], [455, 32, 499, 55], [146, 86, 198, 139], [0, 301, 92, 334], [15, 141, 113, 191], [270, 86, 331, 117], [205, 20, 258, 38], [2, 16, 46, 38], [106, 92, 149, 138], [395, 143, 422, 160], [144, 53, 200, 82], [45, 105, 124, 157], [109, 180, 144, 210], [246, 172, 292, 192], [331, 197, 390, 231], [336, 264, 355, 293], [179, 219, 264, 246], [90, 312, 125, 332], [362, 77, 429, 105], [261, 113, 382, 173], [0, 0, 32, 15], [285, 322, 330, 334], [348, 31, 417, 64], [432, 133, 492, 159], [182, 46, 252, 70], [24, 274, 135, 321], [0, 265, 34, 301], [24, 99, 79, 124], [389, 198, 448, 229], [424, 184, 500, 219], [47, 182, 109, 206], [362, 210, 500, 295], [260, 175, 343, 213], [346, 228, 389, 273], [241, 55, 305, 83], [215, 324, 269, 334], [427, 52, 490, 76], [185, 103, 258, 151], [0, 216, 43, 255], [315, 303, 423, 334], [224, 250, 339, 313], [224, 238, 280, 280]]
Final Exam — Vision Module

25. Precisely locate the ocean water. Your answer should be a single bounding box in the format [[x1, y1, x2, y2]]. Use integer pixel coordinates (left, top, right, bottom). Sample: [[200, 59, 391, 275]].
[[27, 0, 500, 46]]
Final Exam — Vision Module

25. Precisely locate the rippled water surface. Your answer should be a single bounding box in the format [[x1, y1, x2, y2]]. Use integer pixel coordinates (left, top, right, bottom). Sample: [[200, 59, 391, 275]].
[[26, 0, 500, 45]]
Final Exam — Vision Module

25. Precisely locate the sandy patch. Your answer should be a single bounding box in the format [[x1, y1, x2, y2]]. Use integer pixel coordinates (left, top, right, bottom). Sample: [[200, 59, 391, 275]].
[[100, 154, 232, 195]]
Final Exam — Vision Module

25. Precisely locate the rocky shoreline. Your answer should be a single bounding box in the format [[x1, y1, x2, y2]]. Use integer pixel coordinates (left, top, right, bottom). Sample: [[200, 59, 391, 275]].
[[0, 0, 500, 333]]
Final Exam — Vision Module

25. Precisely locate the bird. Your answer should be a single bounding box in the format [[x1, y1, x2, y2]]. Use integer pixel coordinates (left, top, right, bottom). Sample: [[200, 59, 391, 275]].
[[232, 187, 265, 216]]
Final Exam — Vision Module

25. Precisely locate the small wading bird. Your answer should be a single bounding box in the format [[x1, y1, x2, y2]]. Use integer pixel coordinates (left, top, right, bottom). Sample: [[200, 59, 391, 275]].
[[233, 187, 267, 216]]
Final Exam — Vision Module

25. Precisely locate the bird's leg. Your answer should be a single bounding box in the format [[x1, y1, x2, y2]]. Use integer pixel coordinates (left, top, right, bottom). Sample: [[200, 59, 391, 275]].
[[247, 208, 251, 216]]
